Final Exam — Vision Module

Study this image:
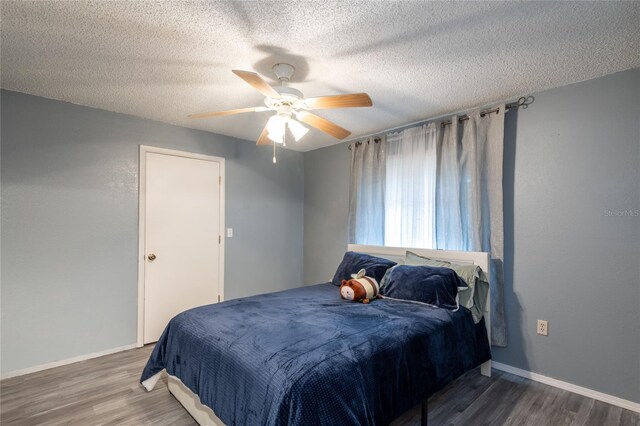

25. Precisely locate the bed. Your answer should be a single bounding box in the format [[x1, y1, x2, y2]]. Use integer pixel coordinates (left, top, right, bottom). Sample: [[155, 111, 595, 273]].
[[141, 245, 492, 425]]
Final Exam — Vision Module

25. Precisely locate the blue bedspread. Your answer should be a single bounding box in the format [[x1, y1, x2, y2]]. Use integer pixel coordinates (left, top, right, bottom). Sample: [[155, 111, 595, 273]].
[[141, 283, 490, 425]]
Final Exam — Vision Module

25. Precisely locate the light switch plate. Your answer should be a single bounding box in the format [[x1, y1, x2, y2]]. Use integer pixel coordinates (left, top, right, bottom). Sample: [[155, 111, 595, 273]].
[[226, 228, 233, 238]]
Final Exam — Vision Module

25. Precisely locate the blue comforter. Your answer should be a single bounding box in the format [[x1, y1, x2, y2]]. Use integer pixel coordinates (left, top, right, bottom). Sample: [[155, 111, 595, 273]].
[[141, 283, 490, 425]]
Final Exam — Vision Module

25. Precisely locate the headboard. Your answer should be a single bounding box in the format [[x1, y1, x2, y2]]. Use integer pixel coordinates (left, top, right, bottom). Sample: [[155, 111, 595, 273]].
[[348, 244, 492, 376], [348, 244, 490, 275]]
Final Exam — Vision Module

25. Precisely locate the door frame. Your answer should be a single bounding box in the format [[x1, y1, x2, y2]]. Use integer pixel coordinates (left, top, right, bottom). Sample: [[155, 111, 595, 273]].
[[137, 145, 225, 347]]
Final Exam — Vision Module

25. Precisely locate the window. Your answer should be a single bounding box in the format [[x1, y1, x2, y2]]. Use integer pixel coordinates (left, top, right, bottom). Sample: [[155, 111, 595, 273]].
[[383, 125, 437, 249]]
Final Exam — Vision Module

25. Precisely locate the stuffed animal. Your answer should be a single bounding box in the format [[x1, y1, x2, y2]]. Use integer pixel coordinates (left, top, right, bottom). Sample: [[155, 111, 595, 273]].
[[340, 269, 380, 304]]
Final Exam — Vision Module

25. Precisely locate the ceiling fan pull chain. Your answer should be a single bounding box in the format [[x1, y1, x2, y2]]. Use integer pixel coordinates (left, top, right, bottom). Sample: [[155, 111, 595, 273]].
[[273, 140, 277, 164]]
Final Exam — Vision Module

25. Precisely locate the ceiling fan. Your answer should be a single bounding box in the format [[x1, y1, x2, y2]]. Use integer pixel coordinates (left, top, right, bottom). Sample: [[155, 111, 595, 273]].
[[188, 63, 373, 148]]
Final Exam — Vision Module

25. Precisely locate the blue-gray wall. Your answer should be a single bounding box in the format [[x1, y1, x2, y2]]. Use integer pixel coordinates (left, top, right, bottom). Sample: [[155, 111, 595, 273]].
[[303, 143, 350, 284], [1, 90, 304, 373], [303, 68, 640, 403]]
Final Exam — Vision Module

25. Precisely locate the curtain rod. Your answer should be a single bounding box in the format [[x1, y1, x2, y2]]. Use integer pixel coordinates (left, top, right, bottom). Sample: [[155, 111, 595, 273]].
[[440, 95, 534, 127], [346, 96, 534, 146]]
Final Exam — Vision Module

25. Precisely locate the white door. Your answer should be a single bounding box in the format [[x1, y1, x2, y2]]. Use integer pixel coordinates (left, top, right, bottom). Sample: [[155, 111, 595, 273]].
[[142, 149, 223, 344]]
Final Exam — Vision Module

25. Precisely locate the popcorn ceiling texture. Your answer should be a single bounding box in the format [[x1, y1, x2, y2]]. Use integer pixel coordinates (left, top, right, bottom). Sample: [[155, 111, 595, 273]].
[[1, 1, 638, 152]]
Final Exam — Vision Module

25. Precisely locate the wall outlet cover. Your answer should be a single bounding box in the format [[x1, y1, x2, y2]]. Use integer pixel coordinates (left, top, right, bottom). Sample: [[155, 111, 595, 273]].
[[537, 320, 548, 336]]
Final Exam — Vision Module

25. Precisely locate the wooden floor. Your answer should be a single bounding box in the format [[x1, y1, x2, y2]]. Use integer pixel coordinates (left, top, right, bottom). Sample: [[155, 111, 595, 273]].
[[1, 346, 638, 425]]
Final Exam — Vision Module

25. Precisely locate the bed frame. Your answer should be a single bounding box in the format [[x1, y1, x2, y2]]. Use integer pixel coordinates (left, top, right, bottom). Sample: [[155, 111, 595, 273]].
[[166, 245, 492, 425]]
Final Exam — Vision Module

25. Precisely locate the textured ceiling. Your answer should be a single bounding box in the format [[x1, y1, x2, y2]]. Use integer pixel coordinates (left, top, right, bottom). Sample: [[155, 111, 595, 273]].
[[1, 1, 639, 152]]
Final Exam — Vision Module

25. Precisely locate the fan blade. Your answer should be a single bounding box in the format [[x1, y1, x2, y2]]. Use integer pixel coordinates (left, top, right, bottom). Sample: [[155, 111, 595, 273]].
[[232, 70, 281, 99], [256, 124, 271, 146], [304, 93, 372, 109], [297, 112, 351, 140], [188, 106, 267, 119]]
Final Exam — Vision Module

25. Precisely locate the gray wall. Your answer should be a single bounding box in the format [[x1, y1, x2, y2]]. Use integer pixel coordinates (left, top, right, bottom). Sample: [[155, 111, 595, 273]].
[[493, 68, 639, 403], [1, 90, 304, 373], [302, 68, 640, 403], [303, 143, 350, 284]]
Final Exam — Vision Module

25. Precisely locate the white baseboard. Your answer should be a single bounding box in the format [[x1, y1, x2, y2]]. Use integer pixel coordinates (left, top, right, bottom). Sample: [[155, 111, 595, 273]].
[[1, 344, 137, 380], [492, 361, 640, 414]]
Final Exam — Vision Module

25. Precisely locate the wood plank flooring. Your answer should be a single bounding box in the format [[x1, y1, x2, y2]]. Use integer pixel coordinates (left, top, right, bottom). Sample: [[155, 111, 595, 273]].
[[1, 345, 637, 425]]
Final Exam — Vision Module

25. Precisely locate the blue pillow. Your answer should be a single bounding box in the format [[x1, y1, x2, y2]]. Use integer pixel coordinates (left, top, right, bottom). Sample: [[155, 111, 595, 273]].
[[380, 265, 467, 310], [331, 252, 397, 286]]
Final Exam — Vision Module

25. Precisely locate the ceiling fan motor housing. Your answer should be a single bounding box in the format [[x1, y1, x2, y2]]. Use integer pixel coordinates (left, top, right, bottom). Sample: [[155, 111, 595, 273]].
[[274, 86, 303, 100], [265, 86, 305, 111]]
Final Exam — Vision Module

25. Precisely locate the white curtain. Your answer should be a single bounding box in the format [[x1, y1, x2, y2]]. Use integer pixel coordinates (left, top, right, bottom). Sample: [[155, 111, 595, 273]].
[[385, 124, 437, 248], [348, 106, 507, 346], [436, 116, 464, 249], [434, 107, 506, 346], [473, 108, 506, 347], [348, 136, 386, 245]]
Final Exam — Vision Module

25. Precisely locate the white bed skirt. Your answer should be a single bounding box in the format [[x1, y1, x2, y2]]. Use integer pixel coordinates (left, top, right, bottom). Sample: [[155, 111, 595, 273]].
[[166, 374, 225, 426]]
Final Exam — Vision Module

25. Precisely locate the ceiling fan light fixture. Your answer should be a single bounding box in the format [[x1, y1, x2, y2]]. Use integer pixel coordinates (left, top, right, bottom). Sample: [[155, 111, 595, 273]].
[[267, 131, 284, 144], [267, 114, 286, 144], [288, 119, 309, 142]]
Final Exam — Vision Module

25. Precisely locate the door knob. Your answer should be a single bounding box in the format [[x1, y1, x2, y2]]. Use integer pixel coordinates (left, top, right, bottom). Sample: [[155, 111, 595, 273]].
[[147, 254, 156, 261]]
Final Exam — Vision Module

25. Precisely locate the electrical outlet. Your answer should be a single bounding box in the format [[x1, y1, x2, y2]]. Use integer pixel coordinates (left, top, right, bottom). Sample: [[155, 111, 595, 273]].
[[226, 228, 233, 238], [537, 320, 548, 336]]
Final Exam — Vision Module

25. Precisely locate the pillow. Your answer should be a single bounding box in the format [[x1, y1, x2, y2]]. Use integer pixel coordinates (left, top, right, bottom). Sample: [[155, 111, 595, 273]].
[[378, 264, 400, 290], [380, 265, 467, 310], [331, 252, 397, 286], [405, 250, 451, 267], [377, 254, 405, 266], [405, 251, 489, 322]]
